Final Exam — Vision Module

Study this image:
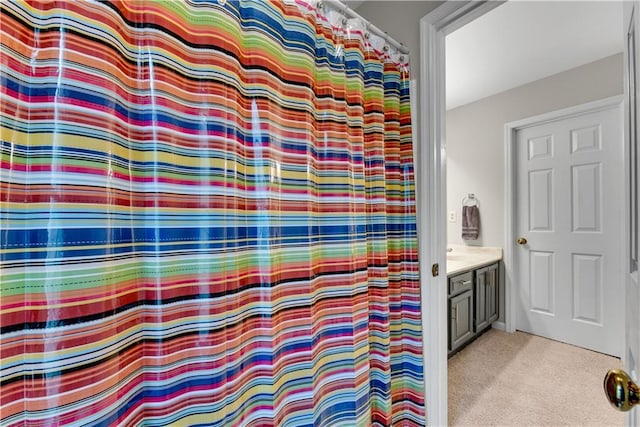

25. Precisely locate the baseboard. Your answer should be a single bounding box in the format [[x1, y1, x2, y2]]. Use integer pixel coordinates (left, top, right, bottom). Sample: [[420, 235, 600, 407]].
[[492, 321, 506, 331]]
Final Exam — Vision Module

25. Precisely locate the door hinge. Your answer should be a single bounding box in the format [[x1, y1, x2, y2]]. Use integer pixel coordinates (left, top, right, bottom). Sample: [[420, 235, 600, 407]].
[[432, 263, 439, 277]]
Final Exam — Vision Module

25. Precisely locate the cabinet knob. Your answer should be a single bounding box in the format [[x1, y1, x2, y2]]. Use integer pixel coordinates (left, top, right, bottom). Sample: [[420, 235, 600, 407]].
[[517, 237, 527, 245]]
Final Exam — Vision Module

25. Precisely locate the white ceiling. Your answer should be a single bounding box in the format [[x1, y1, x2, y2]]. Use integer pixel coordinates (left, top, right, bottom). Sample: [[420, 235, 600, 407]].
[[446, 1, 623, 110]]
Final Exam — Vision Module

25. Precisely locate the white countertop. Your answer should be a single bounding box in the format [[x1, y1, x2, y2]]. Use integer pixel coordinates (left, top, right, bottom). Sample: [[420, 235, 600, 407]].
[[446, 244, 503, 276]]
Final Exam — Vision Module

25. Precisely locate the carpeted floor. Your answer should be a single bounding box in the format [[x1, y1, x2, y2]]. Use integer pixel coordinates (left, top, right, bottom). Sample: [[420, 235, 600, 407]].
[[448, 328, 624, 426]]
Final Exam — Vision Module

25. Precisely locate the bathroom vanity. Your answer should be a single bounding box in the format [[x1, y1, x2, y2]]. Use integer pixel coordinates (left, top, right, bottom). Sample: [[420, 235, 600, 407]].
[[446, 245, 502, 357]]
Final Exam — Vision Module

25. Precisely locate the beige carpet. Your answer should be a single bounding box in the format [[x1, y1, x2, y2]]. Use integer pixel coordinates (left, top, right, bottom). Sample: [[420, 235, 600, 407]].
[[448, 329, 624, 426]]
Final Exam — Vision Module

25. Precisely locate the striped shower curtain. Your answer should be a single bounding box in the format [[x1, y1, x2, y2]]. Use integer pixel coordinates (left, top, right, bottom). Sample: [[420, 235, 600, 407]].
[[0, 1, 423, 425]]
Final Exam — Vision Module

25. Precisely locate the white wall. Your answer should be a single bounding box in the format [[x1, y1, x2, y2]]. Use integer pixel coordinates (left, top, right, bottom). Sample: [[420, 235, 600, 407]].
[[446, 53, 623, 247]]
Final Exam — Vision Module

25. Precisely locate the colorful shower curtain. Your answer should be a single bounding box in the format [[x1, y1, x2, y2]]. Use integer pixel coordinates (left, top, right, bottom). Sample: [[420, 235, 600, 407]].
[[0, 1, 423, 425]]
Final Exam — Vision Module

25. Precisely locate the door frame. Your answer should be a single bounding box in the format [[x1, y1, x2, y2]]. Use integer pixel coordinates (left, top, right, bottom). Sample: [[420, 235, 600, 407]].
[[504, 95, 624, 339], [418, 2, 504, 426]]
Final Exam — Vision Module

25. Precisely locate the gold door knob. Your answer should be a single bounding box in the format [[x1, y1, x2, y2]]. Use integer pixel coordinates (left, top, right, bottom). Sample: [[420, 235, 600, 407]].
[[517, 237, 527, 245], [604, 369, 640, 411]]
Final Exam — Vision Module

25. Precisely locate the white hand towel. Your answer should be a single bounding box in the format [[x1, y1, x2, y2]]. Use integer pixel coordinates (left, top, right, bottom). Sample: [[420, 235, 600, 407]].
[[462, 206, 480, 240]]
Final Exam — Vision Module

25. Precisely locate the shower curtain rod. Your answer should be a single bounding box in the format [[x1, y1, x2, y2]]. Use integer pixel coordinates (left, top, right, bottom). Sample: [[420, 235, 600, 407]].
[[321, 0, 410, 55]]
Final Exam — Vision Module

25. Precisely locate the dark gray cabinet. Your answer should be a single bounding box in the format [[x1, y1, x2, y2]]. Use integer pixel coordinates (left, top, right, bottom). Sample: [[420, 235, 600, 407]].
[[448, 262, 500, 356], [474, 263, 499, 332], [448, 271, 474, 353]]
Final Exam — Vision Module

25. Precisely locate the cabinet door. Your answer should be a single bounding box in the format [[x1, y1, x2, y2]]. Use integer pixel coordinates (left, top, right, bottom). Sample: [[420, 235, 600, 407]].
[[475, 263, 499, 332], [475, 267, 489, 332], [450, 289, 474, 351], [486, 263, 499, 324]]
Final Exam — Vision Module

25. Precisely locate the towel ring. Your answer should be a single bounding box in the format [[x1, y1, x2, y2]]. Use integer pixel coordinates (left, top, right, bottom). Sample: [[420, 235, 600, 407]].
[[462, 193, 479, 207]]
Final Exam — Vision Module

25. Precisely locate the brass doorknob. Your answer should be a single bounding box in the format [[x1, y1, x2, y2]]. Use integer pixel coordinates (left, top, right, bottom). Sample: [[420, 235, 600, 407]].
[[604, 369, 640, 411], [517, 237, 527, 245]]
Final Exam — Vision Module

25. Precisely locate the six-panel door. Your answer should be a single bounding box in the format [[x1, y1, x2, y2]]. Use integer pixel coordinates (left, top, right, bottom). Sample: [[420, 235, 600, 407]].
[[516, 105, 624, 357]]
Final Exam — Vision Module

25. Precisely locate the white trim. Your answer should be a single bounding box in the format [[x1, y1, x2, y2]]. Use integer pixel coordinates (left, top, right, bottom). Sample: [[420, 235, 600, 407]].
[[505, 95, 624, 131], [492, 321, 507, 332], [419, 2, 504, 426], [504, 123, 517, 333], [503, 95, 624, 335], [418, 12, 447, 427]]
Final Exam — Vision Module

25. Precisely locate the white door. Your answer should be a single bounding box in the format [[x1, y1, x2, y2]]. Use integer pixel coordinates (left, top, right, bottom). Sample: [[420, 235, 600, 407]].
[[610, 1, 640, 424], [516, 104, 624, 357]]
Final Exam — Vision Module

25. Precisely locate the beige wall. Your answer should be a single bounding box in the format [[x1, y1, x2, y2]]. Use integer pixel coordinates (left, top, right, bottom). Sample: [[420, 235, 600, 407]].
[[446, 53, 624, 247]]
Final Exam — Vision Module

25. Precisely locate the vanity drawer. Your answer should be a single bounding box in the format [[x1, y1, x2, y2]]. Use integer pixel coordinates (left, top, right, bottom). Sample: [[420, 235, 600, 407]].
[[449, 271, 473, 296]]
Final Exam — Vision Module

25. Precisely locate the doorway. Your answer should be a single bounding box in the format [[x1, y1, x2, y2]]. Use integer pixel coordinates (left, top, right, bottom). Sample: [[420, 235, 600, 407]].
[[419, 2, 625, 425]]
